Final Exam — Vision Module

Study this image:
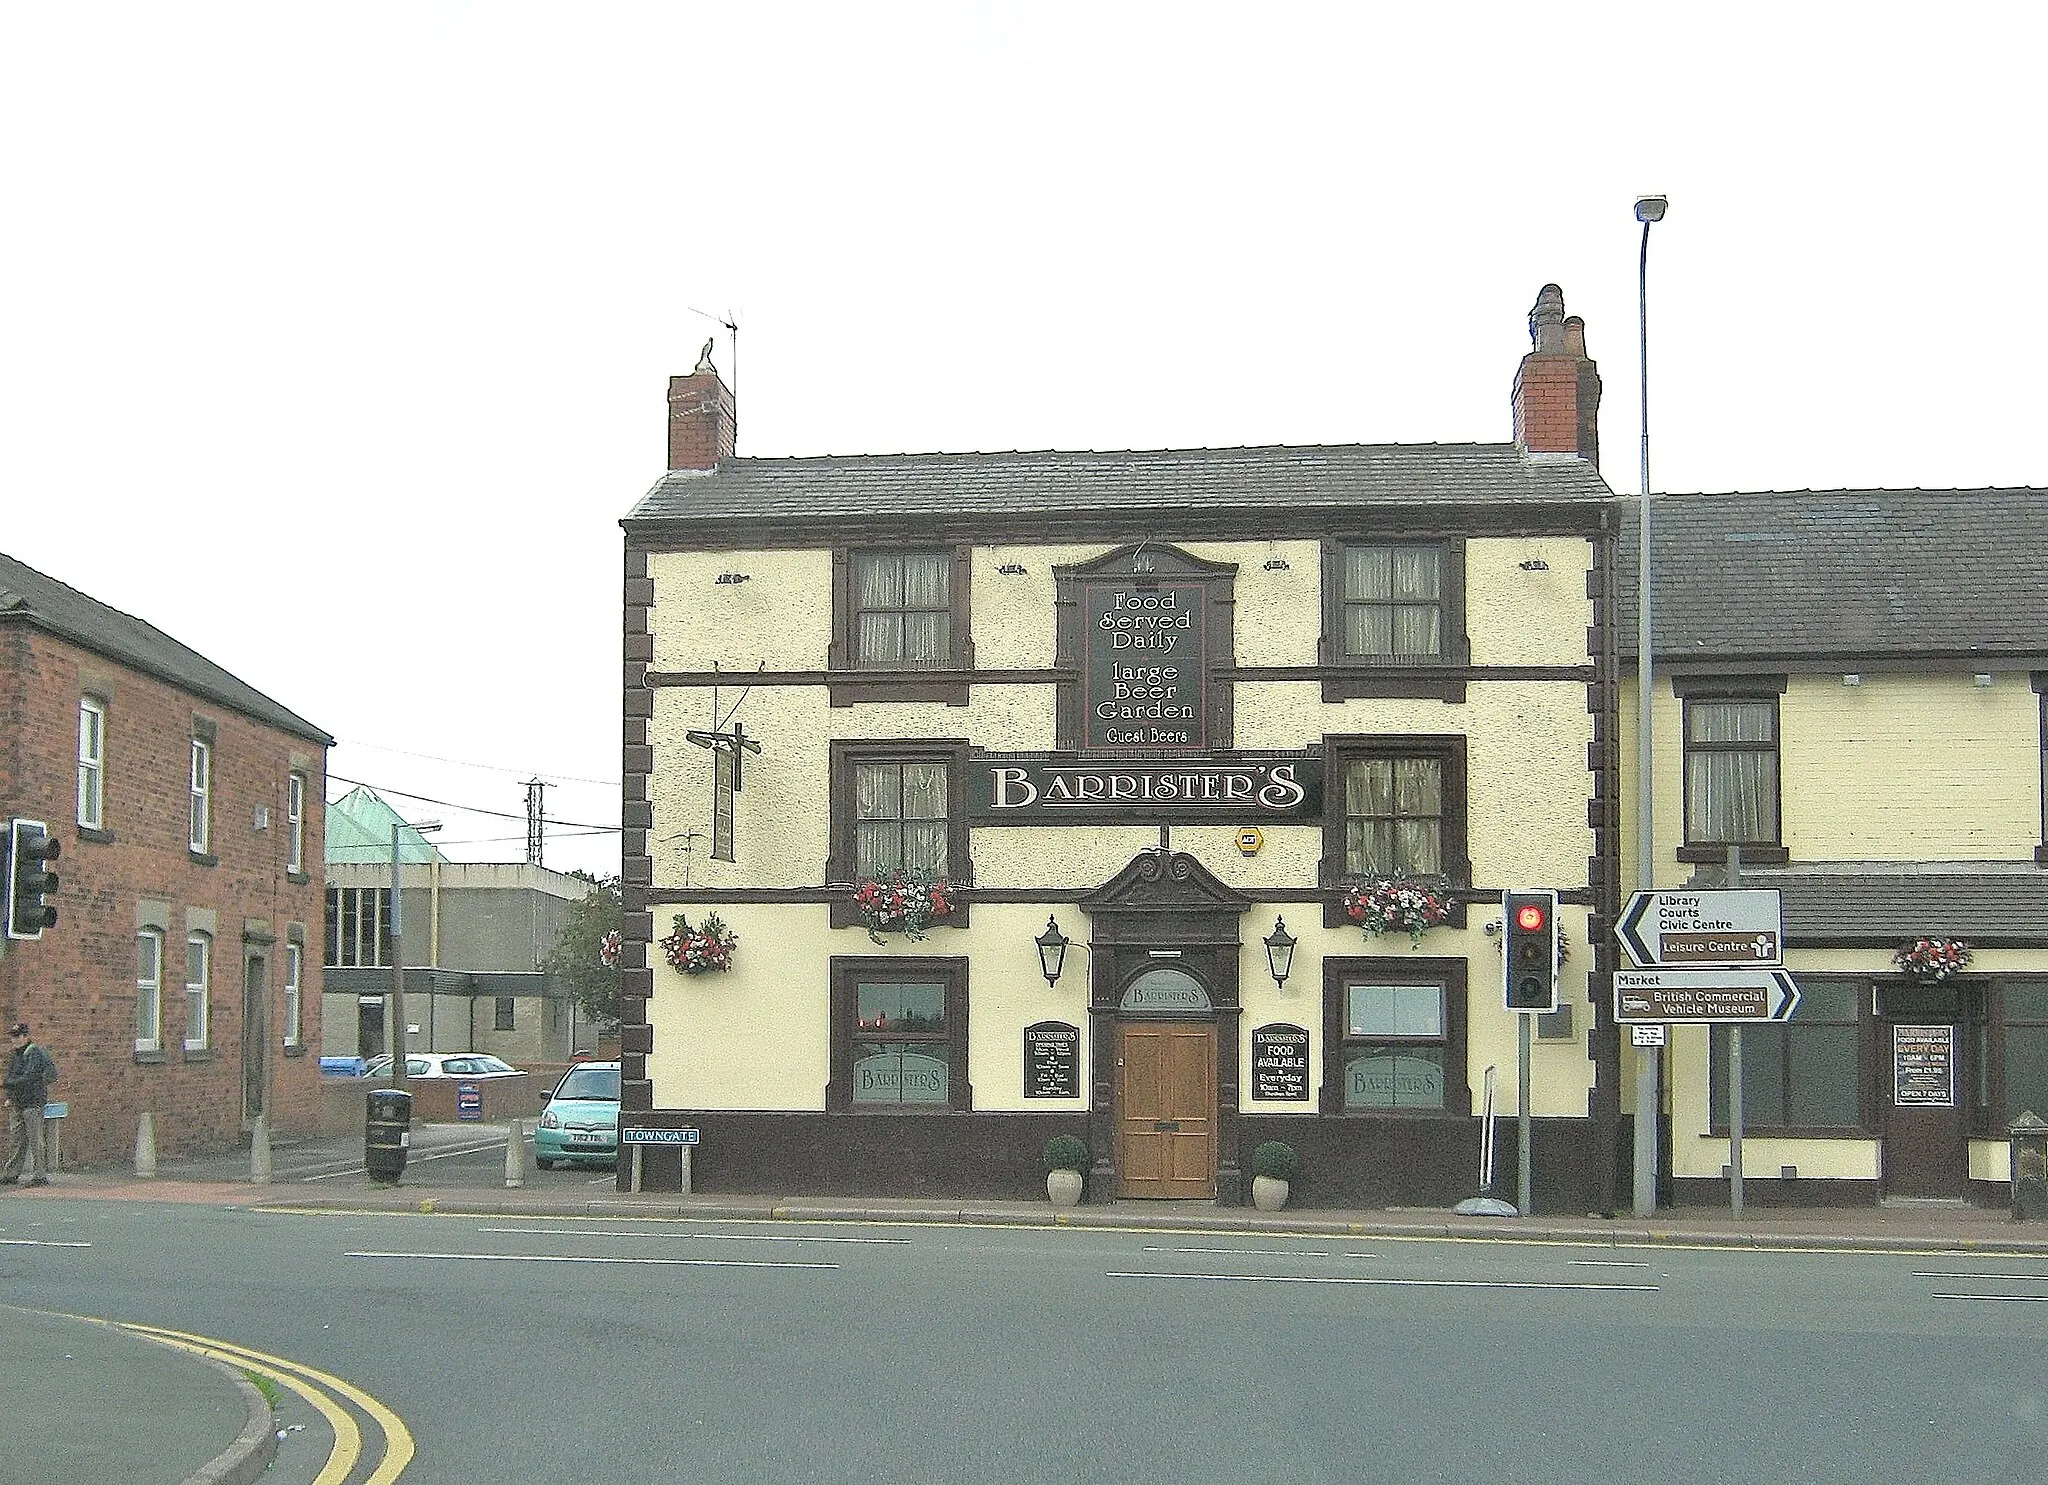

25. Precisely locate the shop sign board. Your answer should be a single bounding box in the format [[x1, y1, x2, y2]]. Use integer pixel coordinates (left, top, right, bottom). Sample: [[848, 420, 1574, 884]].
[[1613, 968, 1802, 1023], [1617, 890, 1783, 969], [1892, 1025, 1956, 1108], [968, 753, 1321, 824], [1081, 579, 1209, 751], [1251, 1024, 1311, 1102]]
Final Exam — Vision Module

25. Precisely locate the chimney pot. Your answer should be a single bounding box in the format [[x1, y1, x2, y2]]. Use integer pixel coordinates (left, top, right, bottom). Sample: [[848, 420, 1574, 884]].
[[667, 353, 737, 471], [1512, 287, 1601, 466]]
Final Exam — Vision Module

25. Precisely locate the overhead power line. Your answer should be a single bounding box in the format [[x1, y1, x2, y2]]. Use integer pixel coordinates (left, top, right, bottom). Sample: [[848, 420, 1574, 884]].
[[326, 772, 622, 834]]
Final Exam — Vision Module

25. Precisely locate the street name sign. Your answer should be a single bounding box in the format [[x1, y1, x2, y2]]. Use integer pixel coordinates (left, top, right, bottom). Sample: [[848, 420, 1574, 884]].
[[621, 1126, 700, 1146], [1617, 890, 1783, 969], [1613, 968, 1802, 1024]]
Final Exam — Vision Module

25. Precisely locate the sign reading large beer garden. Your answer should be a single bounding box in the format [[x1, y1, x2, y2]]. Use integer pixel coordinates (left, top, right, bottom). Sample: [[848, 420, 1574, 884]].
[[1082, 580, 1208, 750]]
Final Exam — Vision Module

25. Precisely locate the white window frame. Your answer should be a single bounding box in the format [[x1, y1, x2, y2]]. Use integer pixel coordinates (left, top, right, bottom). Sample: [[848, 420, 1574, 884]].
[[137, 929, 164, 1053], [282, 941, 303, 1048], [184, 932, 211, 1051], [286, 772, 306, 876], [78, 696, 106, 830], [189, 738, 212, 854]]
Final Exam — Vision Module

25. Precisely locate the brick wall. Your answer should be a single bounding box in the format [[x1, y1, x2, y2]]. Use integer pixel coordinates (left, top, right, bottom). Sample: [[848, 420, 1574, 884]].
[[0, 628, 328, 1166]]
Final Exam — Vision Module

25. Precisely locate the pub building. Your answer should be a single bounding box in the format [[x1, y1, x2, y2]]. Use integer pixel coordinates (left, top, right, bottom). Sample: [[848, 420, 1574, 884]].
[[616, 288, 1630, 1212]]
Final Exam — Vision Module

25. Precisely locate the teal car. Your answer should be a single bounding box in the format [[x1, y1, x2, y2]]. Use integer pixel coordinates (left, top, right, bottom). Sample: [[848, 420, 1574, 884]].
[[533, 1061, 621, 1168]]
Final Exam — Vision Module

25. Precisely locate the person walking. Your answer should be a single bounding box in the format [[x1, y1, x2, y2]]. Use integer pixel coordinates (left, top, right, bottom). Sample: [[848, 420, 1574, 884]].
[[3, 1022, 57, 1187]]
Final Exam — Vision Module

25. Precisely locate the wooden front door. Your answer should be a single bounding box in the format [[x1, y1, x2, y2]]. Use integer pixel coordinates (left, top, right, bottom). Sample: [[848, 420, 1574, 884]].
[[1116, 1022, 1216, 1198], [1884, 1019, 1967, 1199]]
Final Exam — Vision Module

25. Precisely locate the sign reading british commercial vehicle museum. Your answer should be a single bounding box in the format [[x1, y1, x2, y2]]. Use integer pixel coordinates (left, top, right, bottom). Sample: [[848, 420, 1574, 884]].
[[968, 753, 1322, 824], [1024, 1021, 1081, 1100], [1251, 1024, 1311, 1102]]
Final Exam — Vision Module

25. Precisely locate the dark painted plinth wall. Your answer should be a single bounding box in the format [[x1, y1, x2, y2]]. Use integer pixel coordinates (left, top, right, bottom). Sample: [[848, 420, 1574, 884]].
[[620, 1111, 1624, 1214]]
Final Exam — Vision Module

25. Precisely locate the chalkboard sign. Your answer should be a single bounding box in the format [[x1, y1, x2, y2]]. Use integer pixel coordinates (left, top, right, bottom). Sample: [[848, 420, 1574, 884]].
[[1025, 1021, 1081, 1099], [1251, 1023, 1310, 1102], [1081, 580, 1209, 752]]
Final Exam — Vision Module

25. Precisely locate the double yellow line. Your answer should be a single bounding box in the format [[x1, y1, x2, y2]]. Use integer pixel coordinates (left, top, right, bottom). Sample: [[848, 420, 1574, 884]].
[[111, 1320, 415, 1485]]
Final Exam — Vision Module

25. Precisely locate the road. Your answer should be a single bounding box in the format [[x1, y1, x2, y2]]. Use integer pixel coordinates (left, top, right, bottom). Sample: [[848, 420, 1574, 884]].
[[2, 1197, 2043, 1484]]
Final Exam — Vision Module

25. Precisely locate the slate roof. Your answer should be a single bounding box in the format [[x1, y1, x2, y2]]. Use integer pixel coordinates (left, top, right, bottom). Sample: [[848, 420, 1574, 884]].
[[1617, 489, 2048, 661], [1688, 864, 2048, 947], [626, 443, 1614, 526], [0, 551, 332, 745]]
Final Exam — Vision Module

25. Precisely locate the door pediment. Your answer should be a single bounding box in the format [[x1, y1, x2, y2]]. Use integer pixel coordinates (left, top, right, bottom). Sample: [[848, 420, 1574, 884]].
[[1080, 849, 1253, 920]]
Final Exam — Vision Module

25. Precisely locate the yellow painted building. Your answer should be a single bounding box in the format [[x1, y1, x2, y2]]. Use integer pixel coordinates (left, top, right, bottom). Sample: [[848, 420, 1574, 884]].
[[618, 288, 1634, 1209], [1617, 491, 2048, 1205]]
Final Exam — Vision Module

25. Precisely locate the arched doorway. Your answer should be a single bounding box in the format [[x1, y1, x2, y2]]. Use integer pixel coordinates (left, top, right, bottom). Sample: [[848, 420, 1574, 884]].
[[1116, 966, 1217, 1198]]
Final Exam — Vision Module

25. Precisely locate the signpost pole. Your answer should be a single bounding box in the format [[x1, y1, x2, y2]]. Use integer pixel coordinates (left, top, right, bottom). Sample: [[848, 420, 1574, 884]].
[[1517, 1014, 1533, 1218], [1727, 846, 1744, 1215]]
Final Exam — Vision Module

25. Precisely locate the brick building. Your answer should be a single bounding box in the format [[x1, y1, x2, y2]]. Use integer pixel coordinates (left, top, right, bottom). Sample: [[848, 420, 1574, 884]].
[[0, 552, 332, 1166]]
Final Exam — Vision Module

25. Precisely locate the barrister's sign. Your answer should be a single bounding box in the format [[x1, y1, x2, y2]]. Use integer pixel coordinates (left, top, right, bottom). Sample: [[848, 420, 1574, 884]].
[[968, 752, 1323, 824]]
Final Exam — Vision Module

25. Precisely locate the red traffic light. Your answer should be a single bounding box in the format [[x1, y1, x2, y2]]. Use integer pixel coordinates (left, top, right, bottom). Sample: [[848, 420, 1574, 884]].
[[1514, 902, 1547, 932]]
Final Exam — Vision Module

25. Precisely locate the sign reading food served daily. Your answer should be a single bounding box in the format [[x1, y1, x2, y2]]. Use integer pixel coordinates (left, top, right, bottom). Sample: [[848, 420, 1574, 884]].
[[1081, 579, 1208, 750]]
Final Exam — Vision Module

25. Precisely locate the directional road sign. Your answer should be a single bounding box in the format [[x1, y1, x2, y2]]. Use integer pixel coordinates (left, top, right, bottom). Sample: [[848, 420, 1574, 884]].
[[621, 1126, 700, 1146], [1613, 968, 1802, 1024], [1617, 890, 1783, 969]]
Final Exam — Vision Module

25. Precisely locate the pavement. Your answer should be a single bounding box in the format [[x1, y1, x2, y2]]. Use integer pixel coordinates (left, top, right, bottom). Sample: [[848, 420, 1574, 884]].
[[8, 1121, 2048, 1484]]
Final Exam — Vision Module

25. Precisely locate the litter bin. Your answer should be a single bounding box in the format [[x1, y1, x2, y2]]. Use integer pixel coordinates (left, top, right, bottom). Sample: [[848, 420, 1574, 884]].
[[366, 1087, 413, 1184]]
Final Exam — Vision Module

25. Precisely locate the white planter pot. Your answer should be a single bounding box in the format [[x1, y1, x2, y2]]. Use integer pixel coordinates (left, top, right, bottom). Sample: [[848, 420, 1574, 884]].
[[1047, 1169, 1084, 1208], [1251, 1175, 1290, 1212]]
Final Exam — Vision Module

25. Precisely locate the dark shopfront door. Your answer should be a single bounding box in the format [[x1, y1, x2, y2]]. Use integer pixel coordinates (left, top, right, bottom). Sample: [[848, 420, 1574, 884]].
[[1883, 984, 1968, 1199], [1116, 1021, 1217, 1199]]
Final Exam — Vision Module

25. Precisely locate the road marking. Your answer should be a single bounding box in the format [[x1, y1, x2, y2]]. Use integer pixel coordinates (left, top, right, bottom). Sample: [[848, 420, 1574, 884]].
[[478, 1226, 907, 1245], [1141, 1245, 1376, 1260], [1568, 1259, 1652, 1268], [1932, 1292, 2048, 1302], [0, 1237, 92, 1248], [347, 1249, 837, 1269], [1108, 1271, 1657, 1292], [116, 1320, 414, 1484], [1913, 1271, 2048, 1282], [299, 1139, 512, 1181]]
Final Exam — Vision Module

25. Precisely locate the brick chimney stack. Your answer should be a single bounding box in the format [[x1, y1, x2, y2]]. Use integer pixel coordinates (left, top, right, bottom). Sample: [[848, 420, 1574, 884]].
[[1512, 284, 1601, 466], [667, 340, 737, 470]]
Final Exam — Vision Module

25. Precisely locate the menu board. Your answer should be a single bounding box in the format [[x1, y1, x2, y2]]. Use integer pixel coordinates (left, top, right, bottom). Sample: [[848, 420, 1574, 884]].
[[1024, 1021, 1081, 1100], [1251, 1023, 1311, 1102], [1892, 1024, 1955, 1108]]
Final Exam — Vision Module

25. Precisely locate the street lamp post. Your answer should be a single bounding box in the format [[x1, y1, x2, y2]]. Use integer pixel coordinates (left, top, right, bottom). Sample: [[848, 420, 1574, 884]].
[[1632, 194, 1667, 1219], [387, 818, 442, 1101]]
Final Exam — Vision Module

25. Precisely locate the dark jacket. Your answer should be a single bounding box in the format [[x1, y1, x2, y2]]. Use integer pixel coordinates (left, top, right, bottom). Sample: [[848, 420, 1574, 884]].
[[4, 1042, 55, 1108]]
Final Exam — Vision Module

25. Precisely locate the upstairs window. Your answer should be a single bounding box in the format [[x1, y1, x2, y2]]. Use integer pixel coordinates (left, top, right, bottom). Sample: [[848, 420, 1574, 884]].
[[1678, 680, 1787, 865], [78, 696, 106, 830], [286, 772, 307, 876], [189, 737, 212, 855], [1343, 755, 1444, 877], [325, 886, 393, 968], [854, 759, 950, 879], [1340, 543, 1444, 660], [855, 551, 952, 668]]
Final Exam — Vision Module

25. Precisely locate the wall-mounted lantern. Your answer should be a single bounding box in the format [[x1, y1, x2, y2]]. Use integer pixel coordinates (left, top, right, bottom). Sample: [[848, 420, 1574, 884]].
[[1263, 916, 1298, 988], [1035, 915, 1071, 987]]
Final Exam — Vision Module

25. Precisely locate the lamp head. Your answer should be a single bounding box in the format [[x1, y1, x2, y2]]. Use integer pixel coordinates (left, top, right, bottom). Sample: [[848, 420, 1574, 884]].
[[1634, 196, 1668, 224]]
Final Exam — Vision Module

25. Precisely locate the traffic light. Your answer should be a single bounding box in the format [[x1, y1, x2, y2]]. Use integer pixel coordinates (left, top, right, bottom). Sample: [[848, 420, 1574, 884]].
[[1502, 888, 1558, 1012], [6, 818, 60, 939]]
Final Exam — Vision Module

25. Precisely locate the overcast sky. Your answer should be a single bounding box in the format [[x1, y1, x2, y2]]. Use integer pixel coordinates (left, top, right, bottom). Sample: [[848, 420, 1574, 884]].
[[4, 3, 2041, 878]]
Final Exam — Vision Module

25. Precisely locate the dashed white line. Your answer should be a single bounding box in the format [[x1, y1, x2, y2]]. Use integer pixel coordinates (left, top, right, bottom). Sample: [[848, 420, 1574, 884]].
[[1913, 1271, 2048, 1282], [1568, 1259, 1653, 1268], [1141, 1246, 1376, 1260], [346, 1249, 836, 1269], [0, 1237, 92, 1248], [1932, 1292, 2048, 1303], [1109, 1271, 1656, 1292], [478, 1226, 907, 1245]]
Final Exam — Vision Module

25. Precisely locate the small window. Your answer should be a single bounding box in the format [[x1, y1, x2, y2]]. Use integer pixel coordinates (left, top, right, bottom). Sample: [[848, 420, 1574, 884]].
[[1339, 543, 1445, 660], [137, 930, 164, 1053], [189, 738, 212, 854], [185, 932, 212, 1051], [1340, 983, 1448, 1109], [853, 551, 951, 668], [495, 996, 516, 1032], [286, 773, 307, 876], [854, 759, 950, 879], [828, 957, 970, 1112], [282, 942, 303, 1048], [1711, 980, 1862, 1129], [1684, 696, 1781, 847], [2001, 981, 2048, 1128], [78, 697, 106, 830]]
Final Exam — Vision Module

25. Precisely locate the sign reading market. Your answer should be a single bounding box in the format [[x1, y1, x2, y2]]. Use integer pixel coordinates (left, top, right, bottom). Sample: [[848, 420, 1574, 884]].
[[968, 752, 1323, 824]]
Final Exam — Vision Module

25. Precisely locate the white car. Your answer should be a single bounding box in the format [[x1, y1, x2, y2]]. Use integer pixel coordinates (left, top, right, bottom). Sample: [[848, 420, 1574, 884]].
[[362, 1053, 521, 1079]]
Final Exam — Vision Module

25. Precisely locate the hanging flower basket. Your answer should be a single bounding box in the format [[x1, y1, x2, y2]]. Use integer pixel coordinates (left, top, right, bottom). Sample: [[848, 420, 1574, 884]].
[[1341, 872, 1451, 948], [659, 912, 738, 975], [598, 929, 623, 969], [1894, 936, 1971, 983], [851, 871, 956, 944]]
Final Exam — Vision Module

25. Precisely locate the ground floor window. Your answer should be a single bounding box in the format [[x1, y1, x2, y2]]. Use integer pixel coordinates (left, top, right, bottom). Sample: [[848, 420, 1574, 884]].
[[1711, 979, 1863, 1130], [828, 956, 970, 1112], [1998, 980, 2048, 1127], [1321, 956, 1469, 1115]]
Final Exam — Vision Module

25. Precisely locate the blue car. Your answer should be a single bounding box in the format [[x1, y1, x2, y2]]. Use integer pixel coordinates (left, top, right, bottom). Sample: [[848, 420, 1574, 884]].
[[533, 1061, 621, 1169]]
